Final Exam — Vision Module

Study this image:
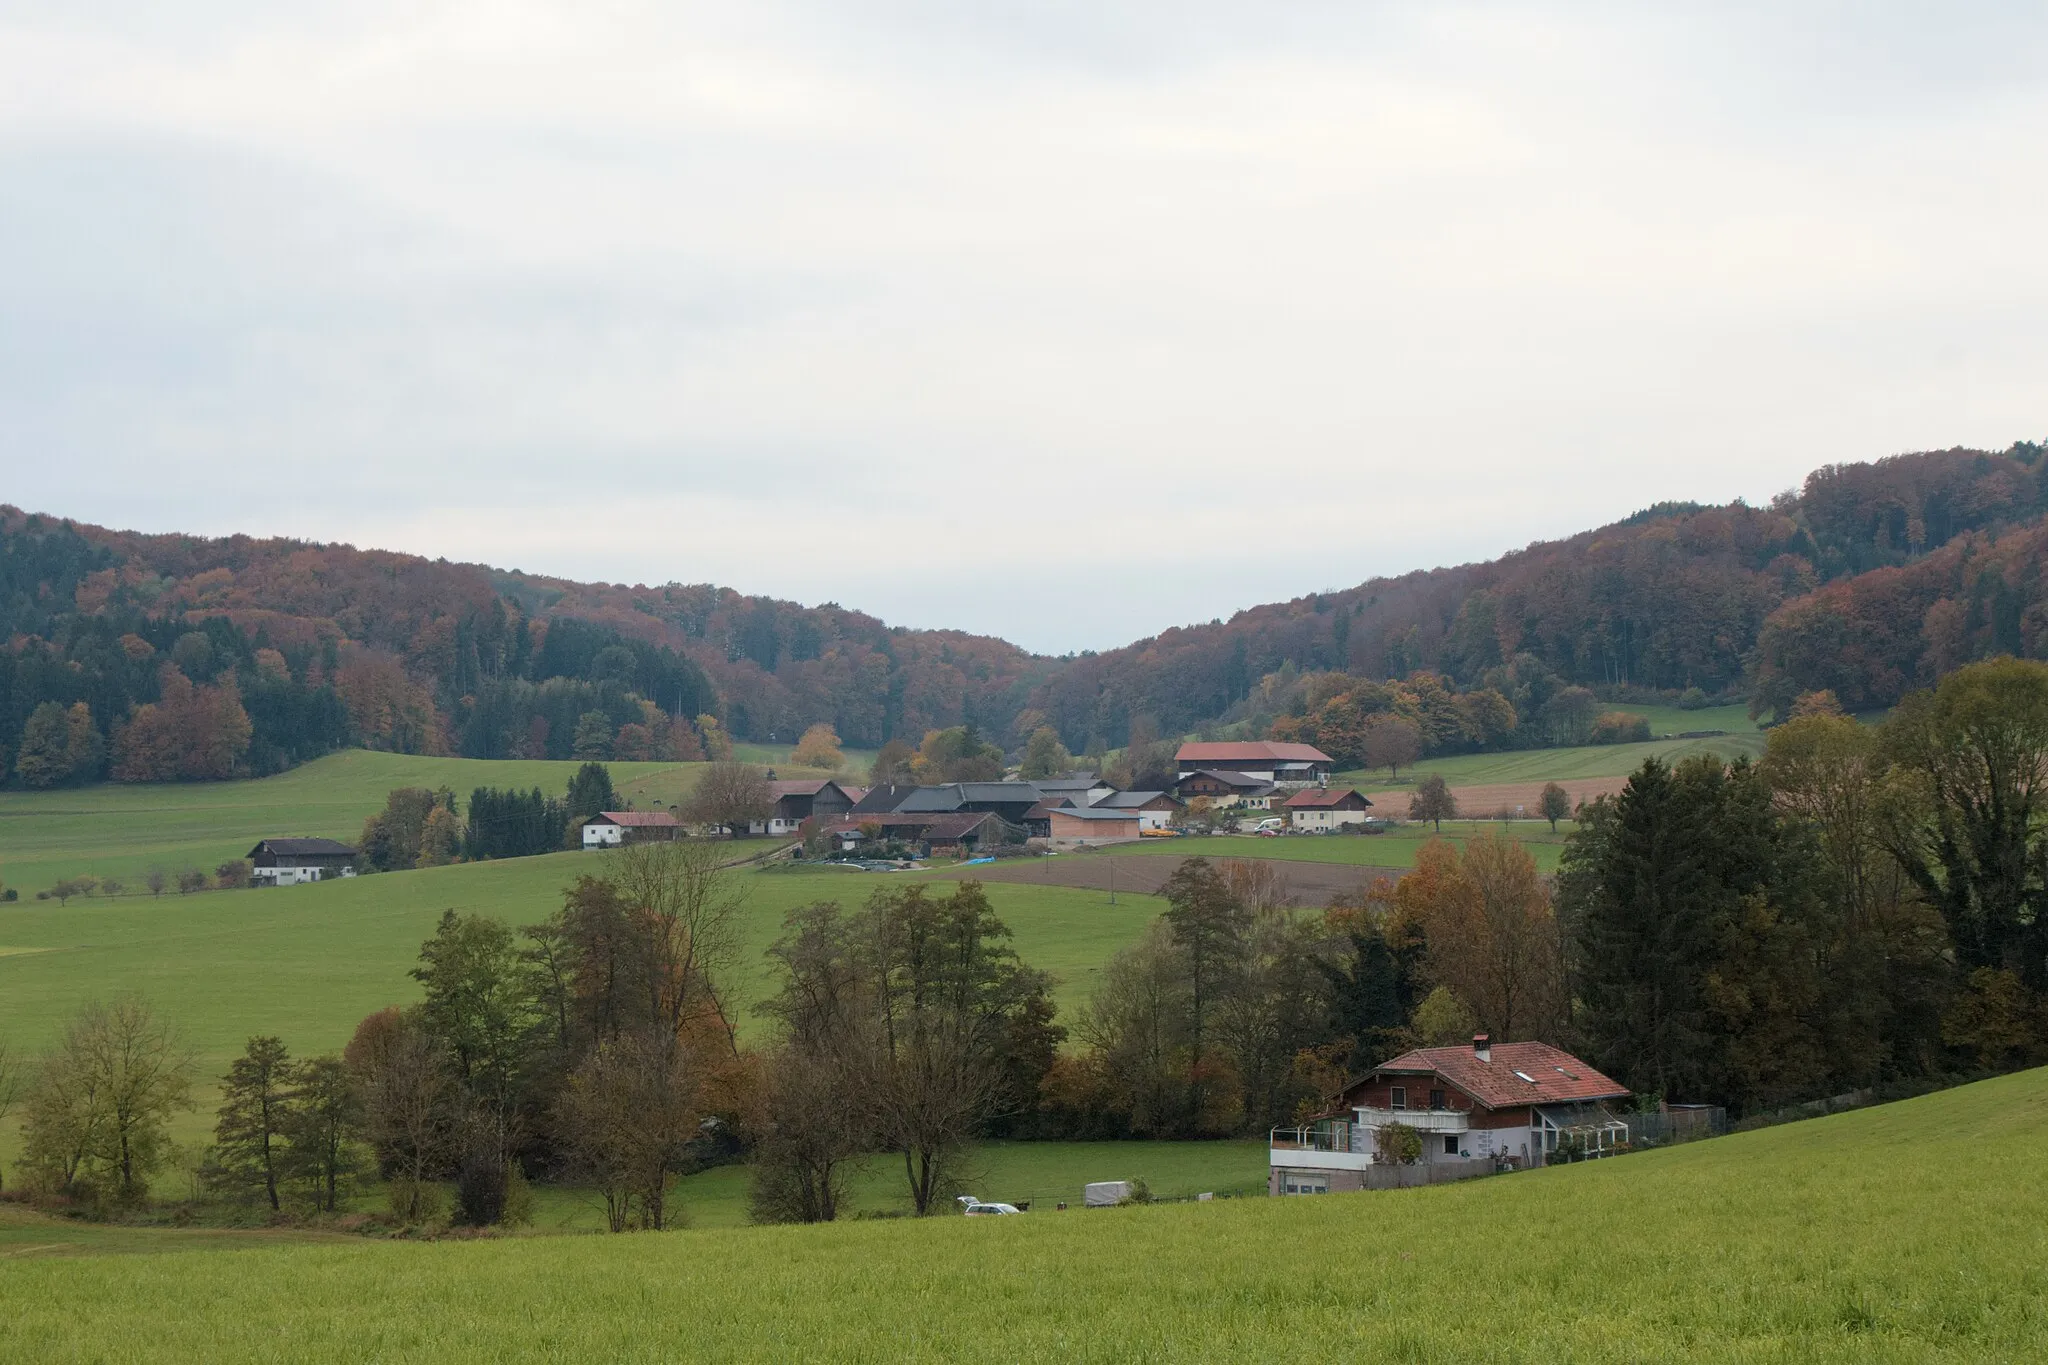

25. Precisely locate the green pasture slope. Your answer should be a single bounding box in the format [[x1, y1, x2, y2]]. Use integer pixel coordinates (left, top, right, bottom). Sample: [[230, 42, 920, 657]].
[[522, 1139, 1269, 1233], [0, 747, 860, 893], [0, 856, 1155, 1082], [1337, 728, 1766, 792], [1120, 826, 1571, 872], [3, 1069, 2043, 1362]]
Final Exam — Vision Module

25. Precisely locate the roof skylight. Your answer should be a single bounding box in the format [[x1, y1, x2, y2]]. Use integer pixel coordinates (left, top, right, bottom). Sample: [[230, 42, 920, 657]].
[[1512, 1069, 1538, 1084]]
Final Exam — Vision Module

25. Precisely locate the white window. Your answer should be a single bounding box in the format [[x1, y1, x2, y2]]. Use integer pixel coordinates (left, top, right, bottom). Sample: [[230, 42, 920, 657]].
[[1281, 1171, 1329, 1195], [1389, 1086, 1407, 1110]]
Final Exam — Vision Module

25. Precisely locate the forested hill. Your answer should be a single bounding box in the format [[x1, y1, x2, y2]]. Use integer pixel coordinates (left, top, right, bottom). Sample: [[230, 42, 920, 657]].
[[5, 437, 2046, 787], [1032, 440, 2048, 747], [0, 510, 1052, 784]]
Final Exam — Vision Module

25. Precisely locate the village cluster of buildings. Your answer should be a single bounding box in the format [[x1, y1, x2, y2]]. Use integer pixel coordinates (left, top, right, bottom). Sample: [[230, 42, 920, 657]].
[[577, 740, 1379, 858]]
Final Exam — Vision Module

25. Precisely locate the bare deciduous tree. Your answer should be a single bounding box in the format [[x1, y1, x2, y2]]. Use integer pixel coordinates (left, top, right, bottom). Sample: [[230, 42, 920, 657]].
[[18, 995, 192, 1204], [0, 1038, 21, 1194], [556, 1030, 703, 1230], [685, 761, 774, 838], [352, 1015, 455, 1223], [612, 840, 746, 1054]]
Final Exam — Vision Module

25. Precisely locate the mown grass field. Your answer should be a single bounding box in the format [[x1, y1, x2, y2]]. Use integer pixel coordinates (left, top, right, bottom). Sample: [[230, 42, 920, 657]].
[[1118, 826, 1572, 872], [0, 855, 1157, 1152], [0, 747, 864, 894], [1, 1067, 2041, 1362], [526, 1139, 1268, 1233], [1335, 727, 1766, 792]]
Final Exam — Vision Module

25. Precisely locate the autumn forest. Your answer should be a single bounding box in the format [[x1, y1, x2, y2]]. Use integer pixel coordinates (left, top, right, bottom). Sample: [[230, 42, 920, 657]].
[[4, 438, 2046, 787]]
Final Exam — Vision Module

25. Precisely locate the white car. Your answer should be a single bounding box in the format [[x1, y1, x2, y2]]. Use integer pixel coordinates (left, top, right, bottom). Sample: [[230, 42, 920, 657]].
[[957, 1196, 1021, 1216]]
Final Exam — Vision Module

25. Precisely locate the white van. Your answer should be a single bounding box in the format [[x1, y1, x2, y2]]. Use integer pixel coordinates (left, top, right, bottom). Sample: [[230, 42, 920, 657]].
[[1253, 818, 1285, 833]]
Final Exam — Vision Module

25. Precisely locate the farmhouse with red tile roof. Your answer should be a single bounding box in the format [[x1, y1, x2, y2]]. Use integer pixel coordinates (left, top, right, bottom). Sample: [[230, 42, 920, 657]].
[[1174, 741, 1333, 786], [1269, 1035, 1630, 1194], [581, 810, 681, 849], [1282, 787, 1373, 830]]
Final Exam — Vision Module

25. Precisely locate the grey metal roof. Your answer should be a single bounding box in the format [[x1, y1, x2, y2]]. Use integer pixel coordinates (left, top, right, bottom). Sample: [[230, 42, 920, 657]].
[[850, 784, 915, 814], [955, 782, 1045, 802], [896, 786, 967, 812], [249, 837, 356, 858], [1093, 790, 1177, 809], [1179, 769, 1273, 790]]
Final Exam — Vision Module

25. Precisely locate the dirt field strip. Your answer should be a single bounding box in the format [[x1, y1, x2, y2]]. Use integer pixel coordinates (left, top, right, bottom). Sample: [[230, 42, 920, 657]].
[[930, 853, 1408, 907], [1357, 775, 1626, 818]]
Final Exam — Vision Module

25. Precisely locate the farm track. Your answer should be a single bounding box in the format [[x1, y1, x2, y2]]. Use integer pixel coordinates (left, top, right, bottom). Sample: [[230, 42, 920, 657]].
[[931, 851, 1407, 905], [1358, 774, 1627, 816]]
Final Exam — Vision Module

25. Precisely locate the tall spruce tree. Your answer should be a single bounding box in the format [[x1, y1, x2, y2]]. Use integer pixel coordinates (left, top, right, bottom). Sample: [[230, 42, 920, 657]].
[[210, 1036, 296, 1210], [1561, 755, 1831, 1112], [565, 763, 617, 826]]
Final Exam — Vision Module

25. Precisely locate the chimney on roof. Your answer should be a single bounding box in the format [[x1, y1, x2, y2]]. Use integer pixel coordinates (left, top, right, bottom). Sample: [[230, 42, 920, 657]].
[[1473, 1033, 1491, 1063]]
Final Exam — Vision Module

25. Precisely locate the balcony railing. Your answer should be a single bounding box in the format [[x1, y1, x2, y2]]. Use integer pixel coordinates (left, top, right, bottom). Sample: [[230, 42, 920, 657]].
[[1269, 1122, 1363, 1154], [1355, 1106, 1471, 1134]]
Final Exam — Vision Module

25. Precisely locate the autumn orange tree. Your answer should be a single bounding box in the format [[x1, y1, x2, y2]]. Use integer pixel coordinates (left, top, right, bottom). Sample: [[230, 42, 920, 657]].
[[790, 723, 844, 770], [1395, 835, 1564, 1043]]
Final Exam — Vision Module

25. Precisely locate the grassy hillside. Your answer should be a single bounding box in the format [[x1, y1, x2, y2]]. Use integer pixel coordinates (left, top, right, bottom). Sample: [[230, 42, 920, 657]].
[[1335, 729, 1766, 791], [0, 748, 865, 894], [2, 1067, 2042, 1361], [1121, 827, 1571, 872], [0, 853, 1155, 1154]]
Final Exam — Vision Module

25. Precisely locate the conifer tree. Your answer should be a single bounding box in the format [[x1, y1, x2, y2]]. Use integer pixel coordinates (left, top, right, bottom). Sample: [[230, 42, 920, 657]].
[[210, 1036, 295, 1210]]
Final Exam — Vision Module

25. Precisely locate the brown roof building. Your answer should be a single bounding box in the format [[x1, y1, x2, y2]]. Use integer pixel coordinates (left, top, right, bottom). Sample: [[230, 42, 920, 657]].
[[1269, 1035, 1631, 1195]]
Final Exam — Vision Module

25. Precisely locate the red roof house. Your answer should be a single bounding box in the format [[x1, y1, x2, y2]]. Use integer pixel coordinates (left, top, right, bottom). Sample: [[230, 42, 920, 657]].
[[1269, 1035, 1630, 1195], [1282, 787, 1374, 829], [581, 810, 682, 848], [1175, 741, 1332, 784]]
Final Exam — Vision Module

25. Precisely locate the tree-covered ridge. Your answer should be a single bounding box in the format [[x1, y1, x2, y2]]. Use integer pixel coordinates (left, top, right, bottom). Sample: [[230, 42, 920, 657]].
[[0, 508, 1056, 785], [7, 437, 2047, 783], [1030, 441, 2048, 747]]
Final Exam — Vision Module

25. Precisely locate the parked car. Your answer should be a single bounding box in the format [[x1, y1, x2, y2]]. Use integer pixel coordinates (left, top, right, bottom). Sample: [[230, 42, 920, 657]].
[[957, 1196, 1022, 1216], [1253, 818, 1284, 833]]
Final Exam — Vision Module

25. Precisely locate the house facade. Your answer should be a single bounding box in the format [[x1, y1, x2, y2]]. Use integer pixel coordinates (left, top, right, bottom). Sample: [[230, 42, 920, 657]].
[[1175, 769, 1277, 809], [1283, 787, 1374, 831], [818, 810, 1008, 858], [1033, 773, 1117, 806], [248, 838, 357, 886], [1045, 807, 1144, 847], [752, 779, 857, 836], [582, 810, 683, 848], [1269, 1036, 1629, 1195], [1175, 741, 1333, 787], [1091, 789, 1183, 830]]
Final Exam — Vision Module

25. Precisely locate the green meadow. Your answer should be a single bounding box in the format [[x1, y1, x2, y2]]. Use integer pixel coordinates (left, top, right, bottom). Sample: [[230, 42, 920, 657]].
[[1, 1066, 2041, 1362], [0, 857, 1156, 1147], [1121, 825, 1573, 872], [0, 747, 862, 894], [1336, 728, 1766, 792]]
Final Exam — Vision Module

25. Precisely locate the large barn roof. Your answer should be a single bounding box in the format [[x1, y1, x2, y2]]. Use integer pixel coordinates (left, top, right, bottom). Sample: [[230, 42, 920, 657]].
[[1175, 741, 1332, 764], [1367, 1041, 1627, 1109]]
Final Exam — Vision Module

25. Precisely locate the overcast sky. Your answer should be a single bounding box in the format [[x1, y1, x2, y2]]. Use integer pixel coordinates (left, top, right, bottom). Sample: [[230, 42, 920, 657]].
[[3, 3, 2044, 655]]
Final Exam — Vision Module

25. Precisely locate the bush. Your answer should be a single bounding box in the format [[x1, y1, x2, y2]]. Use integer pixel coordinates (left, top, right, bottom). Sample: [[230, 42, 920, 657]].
[[1679, 686, 1710, 710], [1375, 1121, 1423, 1166], [213, 860, 253, 890], [385, 1178, 446, 1226], [2, 888, 16, 902], [1118, 1177, 1153, 1206], [1589, 711, 1652, 745], [176, 870, 209, 895]]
